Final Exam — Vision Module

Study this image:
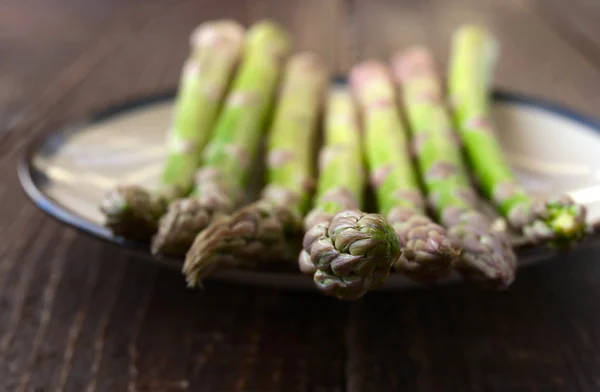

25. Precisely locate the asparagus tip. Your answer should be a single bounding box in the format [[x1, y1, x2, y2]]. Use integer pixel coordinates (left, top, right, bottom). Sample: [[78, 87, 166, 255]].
[[208, 201, 292, 274], [182, 215, 236, 288], [100, 185, 166, 241], [151, 197, 215, 256], [388, 209, 461, 284], [298, 250, 317, 275], [303, 210, 401, 300], [446, 210, 517, 290], [451, 226, 517, 290], [183, 199, 296, 287], [313, 270, 368, 301], [394, 231, 461, 285]]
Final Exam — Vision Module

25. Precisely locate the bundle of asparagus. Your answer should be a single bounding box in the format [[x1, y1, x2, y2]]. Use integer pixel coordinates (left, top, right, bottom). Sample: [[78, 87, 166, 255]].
[[97, 17, 596, 299], [100, 20, 245, 241], [349, 61, 460, 285], [298, 87, 401, 300], [183, 52, 328, 287], [448, 25, 590, 248], [392, 47, 517, 288], [151, 20, 291, 256]]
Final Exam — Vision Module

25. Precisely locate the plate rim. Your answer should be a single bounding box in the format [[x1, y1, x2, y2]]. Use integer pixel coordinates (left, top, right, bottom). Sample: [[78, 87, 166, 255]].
[[17, 87, 600, 272]]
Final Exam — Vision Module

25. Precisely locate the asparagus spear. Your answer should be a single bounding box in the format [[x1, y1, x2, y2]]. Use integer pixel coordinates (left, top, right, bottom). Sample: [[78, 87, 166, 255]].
[[182, 52, 328, 287], [298, 87, 401, 301], [151, 20, 291, 256], [349, 61, 460, 285], [448, 25, 589, 248], [100, 21, 245, 241], [392, 46, 517, 288]]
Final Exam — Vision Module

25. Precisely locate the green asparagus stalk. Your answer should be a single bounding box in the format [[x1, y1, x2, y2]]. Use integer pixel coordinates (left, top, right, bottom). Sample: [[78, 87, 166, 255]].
[[182, 52, 328, 287], [349, 61, 460, 285], [392, 46, 517, 288], [151, 20, 291, 256], [100, 20, 245, 241], [448, 25, 589, 248], [299, 87, 401, 300]]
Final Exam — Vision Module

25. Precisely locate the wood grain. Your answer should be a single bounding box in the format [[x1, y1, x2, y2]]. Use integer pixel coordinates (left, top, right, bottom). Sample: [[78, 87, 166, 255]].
[[2, 0, 600, 391]]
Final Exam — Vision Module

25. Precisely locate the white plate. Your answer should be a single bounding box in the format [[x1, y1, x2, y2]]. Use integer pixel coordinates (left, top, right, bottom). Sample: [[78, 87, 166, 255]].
[[18, 88, 600, 291]]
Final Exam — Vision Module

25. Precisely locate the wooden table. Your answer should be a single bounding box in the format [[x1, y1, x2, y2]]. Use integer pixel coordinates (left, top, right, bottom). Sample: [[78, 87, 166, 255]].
[[2, 0, 600, 390]]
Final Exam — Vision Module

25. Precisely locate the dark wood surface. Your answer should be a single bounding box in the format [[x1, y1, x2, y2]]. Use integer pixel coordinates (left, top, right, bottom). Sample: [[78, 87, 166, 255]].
[[2, 0, 600, 390]]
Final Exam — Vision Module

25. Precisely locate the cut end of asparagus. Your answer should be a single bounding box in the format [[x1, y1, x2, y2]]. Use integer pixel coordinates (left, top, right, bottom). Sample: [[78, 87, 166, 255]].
[[245, 20, 292, 63], [452, 24, 499, 64], [390, 45, 438, 84], [523, 195, 590, 249], [287, 51, 328, 74], [182, 200, 294, 287], [151, 197, 218, 256], [302, 209, 401, 300], [349, 60, 394, 98], [448, 210, 517, 290], [100, 185, 167, 241], [390, 211, 461, 284], [190, 19, 246, 53]]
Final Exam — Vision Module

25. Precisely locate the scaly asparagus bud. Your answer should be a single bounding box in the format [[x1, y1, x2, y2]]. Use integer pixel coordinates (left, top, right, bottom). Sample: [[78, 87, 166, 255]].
[[350, 60, 460, 285], [304, 209, 401, 301], [392, 46, 517, 289], [299, 88, 401, 300], [152, 20, 292, 256], [448, 25, 589, 248], [100, 20, 245, 241], [444, 208, 516, 288], [183, 52, 328, 286]]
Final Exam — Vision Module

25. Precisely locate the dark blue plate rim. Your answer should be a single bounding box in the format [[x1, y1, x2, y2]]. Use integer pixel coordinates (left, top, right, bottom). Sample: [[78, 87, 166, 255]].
[[17, 87, 600, 268]]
